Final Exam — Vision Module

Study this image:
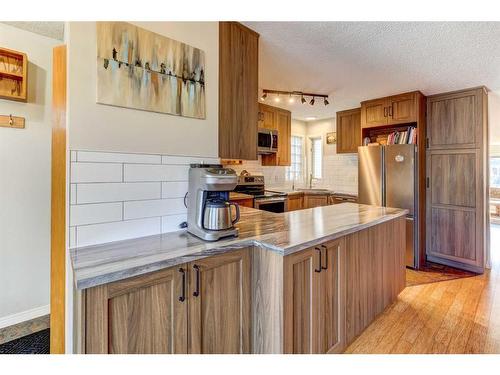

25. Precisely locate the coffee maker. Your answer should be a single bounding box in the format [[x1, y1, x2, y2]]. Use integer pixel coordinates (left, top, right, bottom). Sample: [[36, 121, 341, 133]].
[[187, 164, 240, 241]]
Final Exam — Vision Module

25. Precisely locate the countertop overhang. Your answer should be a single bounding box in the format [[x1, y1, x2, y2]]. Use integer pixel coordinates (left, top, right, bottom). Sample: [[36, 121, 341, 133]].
[[70, 203, 407, 290]]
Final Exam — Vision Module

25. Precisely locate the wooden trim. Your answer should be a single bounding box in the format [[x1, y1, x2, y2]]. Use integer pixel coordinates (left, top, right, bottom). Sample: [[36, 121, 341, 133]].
[[50, 45, 67, 354]]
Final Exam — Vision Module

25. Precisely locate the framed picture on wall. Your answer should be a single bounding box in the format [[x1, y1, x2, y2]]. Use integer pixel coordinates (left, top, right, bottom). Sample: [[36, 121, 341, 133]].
[[326, 132, 337, 145]]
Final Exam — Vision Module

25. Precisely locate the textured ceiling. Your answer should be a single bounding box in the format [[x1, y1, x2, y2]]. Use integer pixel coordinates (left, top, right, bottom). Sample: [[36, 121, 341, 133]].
[[2, 22, 65, 41], [243, 22, 500, 121]]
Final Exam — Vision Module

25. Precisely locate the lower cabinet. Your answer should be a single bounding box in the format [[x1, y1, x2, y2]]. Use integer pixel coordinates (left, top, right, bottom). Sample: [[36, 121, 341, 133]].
[[287, 194, 304, 211], [283, 238, 344, 354], [84, 250, 251, 354], [304, 194, 329, 209], [188, 250, 251, 353]]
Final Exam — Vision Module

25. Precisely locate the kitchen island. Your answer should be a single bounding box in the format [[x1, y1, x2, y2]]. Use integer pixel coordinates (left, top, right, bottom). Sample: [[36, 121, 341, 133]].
[[71, 203, 407, 354]]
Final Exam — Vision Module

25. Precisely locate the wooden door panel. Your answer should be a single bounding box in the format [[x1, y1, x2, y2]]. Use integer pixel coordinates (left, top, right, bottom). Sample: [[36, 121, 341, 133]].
[[390, 93, 416, 124], [318, 239, 344, 353], [260, 104, 276, 130], [188, 250, 251, 354], [430, 153, 476, 207], [361, 98, 388, 128], [428, 95, 476, 148], [304, 195, 328, 208], [284, 248, 320, 353], [429, 207, 476, 262], [287, 196, 303, 211], [86, 266, 187, 354], [277, 110, 291, 165], [337, 109, 361, 154]]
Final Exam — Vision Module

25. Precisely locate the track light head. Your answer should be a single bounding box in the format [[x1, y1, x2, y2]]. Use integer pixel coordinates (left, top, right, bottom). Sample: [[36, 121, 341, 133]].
[[324, 98, 329, 106], [301, 96, 306, 104], [310, 97, 315, 106]]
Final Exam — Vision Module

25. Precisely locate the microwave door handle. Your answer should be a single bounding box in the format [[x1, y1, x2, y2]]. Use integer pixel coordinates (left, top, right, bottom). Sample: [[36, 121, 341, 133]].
[[269, 131, 273, 151]]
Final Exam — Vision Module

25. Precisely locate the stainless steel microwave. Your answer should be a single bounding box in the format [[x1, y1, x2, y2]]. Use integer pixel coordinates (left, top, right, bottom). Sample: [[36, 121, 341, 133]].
[[258, 128, 278, 154]]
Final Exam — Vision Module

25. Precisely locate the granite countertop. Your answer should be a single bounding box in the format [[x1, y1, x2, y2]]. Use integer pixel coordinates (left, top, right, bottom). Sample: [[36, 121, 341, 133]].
[[70, 203, 406, 290], [268, 188, 357, 197], [229, 192, 254, 200]]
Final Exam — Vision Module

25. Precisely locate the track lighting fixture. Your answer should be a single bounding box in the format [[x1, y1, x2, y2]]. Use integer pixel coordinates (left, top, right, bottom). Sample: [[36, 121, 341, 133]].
[[260, 89, 330, 106]]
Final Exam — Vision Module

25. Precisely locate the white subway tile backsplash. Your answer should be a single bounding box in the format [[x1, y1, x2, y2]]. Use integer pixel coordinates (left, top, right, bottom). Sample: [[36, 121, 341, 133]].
[[161, 214, 187, 233], [70, 184, 77, 205], [76, 182, 161, 204], [161, 156, 220, 165], [69, 227, 76, 248], [124, 198, 186, 220], [77, 151, 161, 164], [70, 150, 221, 247], [76, 217, 161, 248], [70, 202, 123, 226], [124, 164, 189, 182], [71, 162, 123, 183], [161, 181, 189, 198]]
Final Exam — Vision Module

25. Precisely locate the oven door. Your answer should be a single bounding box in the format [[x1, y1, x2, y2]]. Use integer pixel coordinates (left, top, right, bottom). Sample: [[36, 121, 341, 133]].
[[255, 197, 287, 213], [258, 128, 278, 154]]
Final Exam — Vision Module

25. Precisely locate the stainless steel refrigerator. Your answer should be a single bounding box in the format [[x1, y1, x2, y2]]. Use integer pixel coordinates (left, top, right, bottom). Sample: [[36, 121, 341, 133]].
[[358, 144, 418, 268]]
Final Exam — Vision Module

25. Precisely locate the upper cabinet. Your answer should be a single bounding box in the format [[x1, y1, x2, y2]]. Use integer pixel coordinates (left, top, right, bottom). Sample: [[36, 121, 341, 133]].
[[361, 91, 421, 128], [219, 22, 259, 160], [258, 103, 277, 130], [427, 87, 486, 150], [336, 108, 361, 154], [261, 103, 292, 166]]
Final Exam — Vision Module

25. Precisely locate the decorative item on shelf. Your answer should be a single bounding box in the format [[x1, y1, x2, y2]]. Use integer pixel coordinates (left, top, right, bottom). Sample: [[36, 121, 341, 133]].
[[96, 22, 206, 119], [0, 114, 25, 129], [0, 47, 28, 102], [363, 137, 371, 146], [326, 132, 337, 145], [260, 89, 330, 106]]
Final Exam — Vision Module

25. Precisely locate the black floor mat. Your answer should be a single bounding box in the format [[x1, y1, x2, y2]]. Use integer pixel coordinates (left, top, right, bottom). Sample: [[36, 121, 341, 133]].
[[0, 329, 50, 354]]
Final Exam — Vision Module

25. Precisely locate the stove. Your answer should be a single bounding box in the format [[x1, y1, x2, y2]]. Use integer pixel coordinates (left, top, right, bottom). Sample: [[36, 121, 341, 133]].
[[234, 174, 288, 212]]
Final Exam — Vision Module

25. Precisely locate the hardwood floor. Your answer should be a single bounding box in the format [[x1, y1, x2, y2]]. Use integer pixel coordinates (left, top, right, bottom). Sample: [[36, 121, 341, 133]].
[[344, 225, 500, 354]]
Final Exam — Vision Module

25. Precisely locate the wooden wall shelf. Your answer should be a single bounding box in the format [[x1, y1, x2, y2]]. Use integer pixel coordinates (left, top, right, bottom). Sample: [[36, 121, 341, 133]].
[[0, 47, 28, 102]]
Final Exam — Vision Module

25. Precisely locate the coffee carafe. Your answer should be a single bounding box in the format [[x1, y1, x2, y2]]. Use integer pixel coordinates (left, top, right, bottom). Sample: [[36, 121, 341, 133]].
[[187, 164, 240, 241]]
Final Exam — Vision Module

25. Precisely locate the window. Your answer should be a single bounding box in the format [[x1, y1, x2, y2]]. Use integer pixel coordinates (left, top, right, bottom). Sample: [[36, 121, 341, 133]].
[[491, 157, 500, 188], [311, 137, 322, 179], [287, 136, 304, 181]]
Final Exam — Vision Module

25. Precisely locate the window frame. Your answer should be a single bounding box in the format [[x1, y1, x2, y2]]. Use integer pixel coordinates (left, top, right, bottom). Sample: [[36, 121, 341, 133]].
[[287, 135, 304, 182], [310, 136, 323, 180]]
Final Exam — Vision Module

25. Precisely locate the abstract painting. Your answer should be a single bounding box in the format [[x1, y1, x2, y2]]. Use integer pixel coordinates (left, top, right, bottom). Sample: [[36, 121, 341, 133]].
[[96, 22, 206, 119]]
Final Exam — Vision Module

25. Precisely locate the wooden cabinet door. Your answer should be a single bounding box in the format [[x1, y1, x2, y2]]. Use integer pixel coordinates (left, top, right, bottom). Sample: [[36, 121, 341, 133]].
[[283, 247, 321, 353], [389, 92, 416, 125], [85, 266, 188, 354], [361, 98, 388, 128], [287, 195, 303, 211], [317, 239, 345, 354], [259, 103, 276, 130], [336, 108, 361, 154], [277, 110, 291, 166], [427, 88, 485, 150], [188, 250, 251, 353], [304, 195, 329, 208], [219, 22, 258, 160], [426, 149, 484, 272]]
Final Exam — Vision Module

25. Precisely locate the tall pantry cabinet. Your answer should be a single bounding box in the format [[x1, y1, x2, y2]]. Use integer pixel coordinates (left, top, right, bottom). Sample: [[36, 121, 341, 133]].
[[425, 87, 489, 273]]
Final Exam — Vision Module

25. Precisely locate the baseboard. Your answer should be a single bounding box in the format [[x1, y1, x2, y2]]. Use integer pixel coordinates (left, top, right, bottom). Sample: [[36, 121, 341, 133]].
[[0, 305, 50, 329]]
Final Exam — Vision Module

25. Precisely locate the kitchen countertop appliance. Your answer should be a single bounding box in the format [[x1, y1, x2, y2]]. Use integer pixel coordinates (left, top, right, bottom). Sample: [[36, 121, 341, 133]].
[[234, 174, 287, 213], [358, 144, 419, 268], [187, 164, 240, 241]]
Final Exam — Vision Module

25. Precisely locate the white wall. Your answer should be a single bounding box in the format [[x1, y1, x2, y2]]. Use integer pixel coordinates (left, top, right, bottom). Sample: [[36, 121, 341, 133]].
[[0, 24, 59, 324], [67, 22, 219, 157], [489, 90, 500, 155]]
